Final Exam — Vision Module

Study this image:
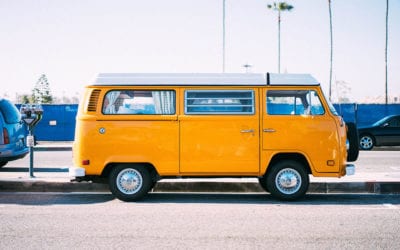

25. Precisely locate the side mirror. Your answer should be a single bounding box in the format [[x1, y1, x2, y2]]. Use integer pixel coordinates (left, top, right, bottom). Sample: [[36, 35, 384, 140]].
[[381, 122, 389, 128]]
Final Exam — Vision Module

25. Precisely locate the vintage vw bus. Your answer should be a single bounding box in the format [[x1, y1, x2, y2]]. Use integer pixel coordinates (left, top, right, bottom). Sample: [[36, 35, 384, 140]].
[[70, 73, 358, 201]]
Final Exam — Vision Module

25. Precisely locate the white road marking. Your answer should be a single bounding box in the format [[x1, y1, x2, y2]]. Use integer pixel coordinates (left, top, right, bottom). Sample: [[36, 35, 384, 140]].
[[351, 204, 398, 210], [382, 203, 398, 209]]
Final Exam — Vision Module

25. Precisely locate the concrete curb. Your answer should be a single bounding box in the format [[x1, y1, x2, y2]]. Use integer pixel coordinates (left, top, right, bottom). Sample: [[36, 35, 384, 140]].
[[1, 180, 400, 194]]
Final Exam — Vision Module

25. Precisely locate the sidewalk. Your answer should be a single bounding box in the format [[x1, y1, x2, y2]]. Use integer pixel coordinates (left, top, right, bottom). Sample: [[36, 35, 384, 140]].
[[1, 142, 400, 194]]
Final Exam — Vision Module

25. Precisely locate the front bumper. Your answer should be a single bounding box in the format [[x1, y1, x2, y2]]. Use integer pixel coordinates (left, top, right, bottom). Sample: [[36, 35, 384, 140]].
[[345, 164, 355, 176]]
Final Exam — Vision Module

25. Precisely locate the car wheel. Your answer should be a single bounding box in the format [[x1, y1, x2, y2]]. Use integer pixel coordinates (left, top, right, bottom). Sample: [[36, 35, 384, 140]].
[[109, 164, 152, 201], [346, 122, 359, 161], [359, 134, 374, 150], [0, 161, 8, 168], [266, 160, 309, 201]]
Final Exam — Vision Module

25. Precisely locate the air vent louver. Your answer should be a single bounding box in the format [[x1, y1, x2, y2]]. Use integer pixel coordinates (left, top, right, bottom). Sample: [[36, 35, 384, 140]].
[[87, 89, 101, 112]]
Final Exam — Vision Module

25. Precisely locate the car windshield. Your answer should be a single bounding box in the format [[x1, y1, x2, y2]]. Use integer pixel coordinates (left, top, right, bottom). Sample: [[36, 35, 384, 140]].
[[0, 99, 21, 124], [373, 116, 392, 127]]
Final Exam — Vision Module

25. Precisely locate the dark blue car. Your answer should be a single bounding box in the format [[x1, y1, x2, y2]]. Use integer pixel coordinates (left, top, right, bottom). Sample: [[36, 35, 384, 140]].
[[358, 115, 400, 150], [0, 99, 29, 167]]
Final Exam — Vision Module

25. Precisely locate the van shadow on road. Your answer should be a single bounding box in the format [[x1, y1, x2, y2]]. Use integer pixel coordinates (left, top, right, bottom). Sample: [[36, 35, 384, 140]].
[[1, 192, 399, 206]]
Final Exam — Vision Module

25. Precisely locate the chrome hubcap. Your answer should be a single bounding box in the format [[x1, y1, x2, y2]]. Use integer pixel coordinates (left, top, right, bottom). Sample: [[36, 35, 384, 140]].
[[275, 168, 301, 195], [116, 168, 143, 195], [360, 136, 373, 149]]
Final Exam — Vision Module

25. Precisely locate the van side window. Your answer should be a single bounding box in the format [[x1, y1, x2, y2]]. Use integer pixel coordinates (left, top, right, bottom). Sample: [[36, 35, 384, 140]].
[[103, 90, 175, 115], [267, 90, 325, 115], [185, 90, 254, 115]]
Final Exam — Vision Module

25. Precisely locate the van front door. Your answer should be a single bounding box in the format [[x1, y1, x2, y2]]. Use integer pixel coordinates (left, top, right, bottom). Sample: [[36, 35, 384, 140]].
[[262, 88, 340, 173], [180, 89, 260, 174]]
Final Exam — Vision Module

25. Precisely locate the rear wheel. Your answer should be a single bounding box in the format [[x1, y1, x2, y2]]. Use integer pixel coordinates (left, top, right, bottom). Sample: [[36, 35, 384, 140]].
[[266, 160, 309, 201], [359, 134, 374, 150], [109, 164, 152, 201]]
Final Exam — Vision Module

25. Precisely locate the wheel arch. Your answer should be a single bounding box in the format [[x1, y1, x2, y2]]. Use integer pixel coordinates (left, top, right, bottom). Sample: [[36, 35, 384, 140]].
[[265, 153, 312, 177], [102, 162, 160, 182]]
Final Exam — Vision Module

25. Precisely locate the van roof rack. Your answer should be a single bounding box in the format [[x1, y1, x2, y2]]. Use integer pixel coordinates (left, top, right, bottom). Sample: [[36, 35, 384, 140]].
[[91, 73, 319, 86]]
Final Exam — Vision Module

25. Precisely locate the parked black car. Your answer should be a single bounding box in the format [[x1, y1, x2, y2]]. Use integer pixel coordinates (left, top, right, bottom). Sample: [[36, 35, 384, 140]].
[[358, 115, 400, 150]]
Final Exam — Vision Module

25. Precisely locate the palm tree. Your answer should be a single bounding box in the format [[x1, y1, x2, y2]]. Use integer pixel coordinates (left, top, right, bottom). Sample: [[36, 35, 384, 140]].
[[267, 2, 294, 73], [385, 0, 389, 104], [328, 0, 333, 101]]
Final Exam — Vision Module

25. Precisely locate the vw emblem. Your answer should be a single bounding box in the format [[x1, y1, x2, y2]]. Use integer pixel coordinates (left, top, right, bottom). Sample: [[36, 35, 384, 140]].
[[99, 127, 106, 134]]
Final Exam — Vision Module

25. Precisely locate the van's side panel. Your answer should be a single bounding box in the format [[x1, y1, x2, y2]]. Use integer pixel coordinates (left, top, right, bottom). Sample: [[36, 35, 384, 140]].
[[179, 88, 260, 175], [73, 88, 180, 176]]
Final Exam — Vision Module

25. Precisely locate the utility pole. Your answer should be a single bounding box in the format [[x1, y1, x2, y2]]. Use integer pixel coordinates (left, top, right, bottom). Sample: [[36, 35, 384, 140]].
[[385, 0, 389, 104], [222, 0, 226, 73]]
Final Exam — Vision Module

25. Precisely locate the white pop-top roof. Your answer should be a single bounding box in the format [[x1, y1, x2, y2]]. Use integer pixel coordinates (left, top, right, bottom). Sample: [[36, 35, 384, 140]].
[[92, 73, 319, 86]]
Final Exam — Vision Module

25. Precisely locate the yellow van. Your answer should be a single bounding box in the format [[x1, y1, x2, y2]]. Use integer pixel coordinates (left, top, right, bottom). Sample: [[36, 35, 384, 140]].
[[70, 73, 358, 201]]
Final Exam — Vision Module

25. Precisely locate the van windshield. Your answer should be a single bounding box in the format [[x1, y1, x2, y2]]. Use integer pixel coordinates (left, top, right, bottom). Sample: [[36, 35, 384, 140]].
[[322, 90, 339, 116]]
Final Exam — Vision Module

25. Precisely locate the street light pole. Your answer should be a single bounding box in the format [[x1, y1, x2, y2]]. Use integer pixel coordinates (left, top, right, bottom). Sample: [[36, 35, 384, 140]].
[[222, 0, 226, 73]]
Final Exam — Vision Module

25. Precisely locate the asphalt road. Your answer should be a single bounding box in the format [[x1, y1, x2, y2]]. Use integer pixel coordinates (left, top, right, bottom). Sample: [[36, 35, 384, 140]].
[[0, 192, 399, 249]]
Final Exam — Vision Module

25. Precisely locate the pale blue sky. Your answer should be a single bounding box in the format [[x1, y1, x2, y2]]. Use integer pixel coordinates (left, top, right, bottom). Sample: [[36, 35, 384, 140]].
[[1, 0, 399, 102]]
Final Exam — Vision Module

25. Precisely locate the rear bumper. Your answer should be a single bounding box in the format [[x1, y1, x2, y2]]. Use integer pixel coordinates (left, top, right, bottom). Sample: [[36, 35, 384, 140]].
[[345, 164, 355, 176], [69, 167, 86, 177], [0, 146, 29, 162]]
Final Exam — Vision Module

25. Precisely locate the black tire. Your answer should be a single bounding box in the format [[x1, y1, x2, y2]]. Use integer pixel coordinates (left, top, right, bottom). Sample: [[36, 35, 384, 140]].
[[149, 181, 158, 191], [109, 164, 152, 201], [258, 176, 269, 192], [359, 134, 374, 150], [346, 122, 359, 161], [266, 160, 309, 201]]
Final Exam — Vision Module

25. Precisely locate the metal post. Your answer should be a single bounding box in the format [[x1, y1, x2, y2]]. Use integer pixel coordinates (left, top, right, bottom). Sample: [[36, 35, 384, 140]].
[[28, 130, 35, 178], [20, 104, 43, 178]]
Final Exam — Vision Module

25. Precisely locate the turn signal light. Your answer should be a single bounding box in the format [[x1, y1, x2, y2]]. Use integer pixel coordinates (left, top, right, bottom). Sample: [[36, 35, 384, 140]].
[[327, 160, 335, 166], [3, 128, 9, 144], [82, 160, 90, 165]]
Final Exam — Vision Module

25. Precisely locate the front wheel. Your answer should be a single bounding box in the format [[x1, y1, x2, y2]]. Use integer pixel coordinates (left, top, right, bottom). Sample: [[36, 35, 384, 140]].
[[359, 134, 374, 150], [109, 165, 152, 201], [266, 160, 309, 201], [346, 122, 359, 161]]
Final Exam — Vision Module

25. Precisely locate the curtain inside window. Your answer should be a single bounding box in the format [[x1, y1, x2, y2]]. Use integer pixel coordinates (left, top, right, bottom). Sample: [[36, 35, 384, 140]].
[[103, 91, 121, 114], [152, 91, 175, 114]]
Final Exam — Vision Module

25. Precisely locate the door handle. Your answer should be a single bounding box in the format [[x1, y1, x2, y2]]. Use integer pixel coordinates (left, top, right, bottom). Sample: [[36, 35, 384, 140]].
[[240, 129, 255, 133], [263, 128, 276, 133]]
